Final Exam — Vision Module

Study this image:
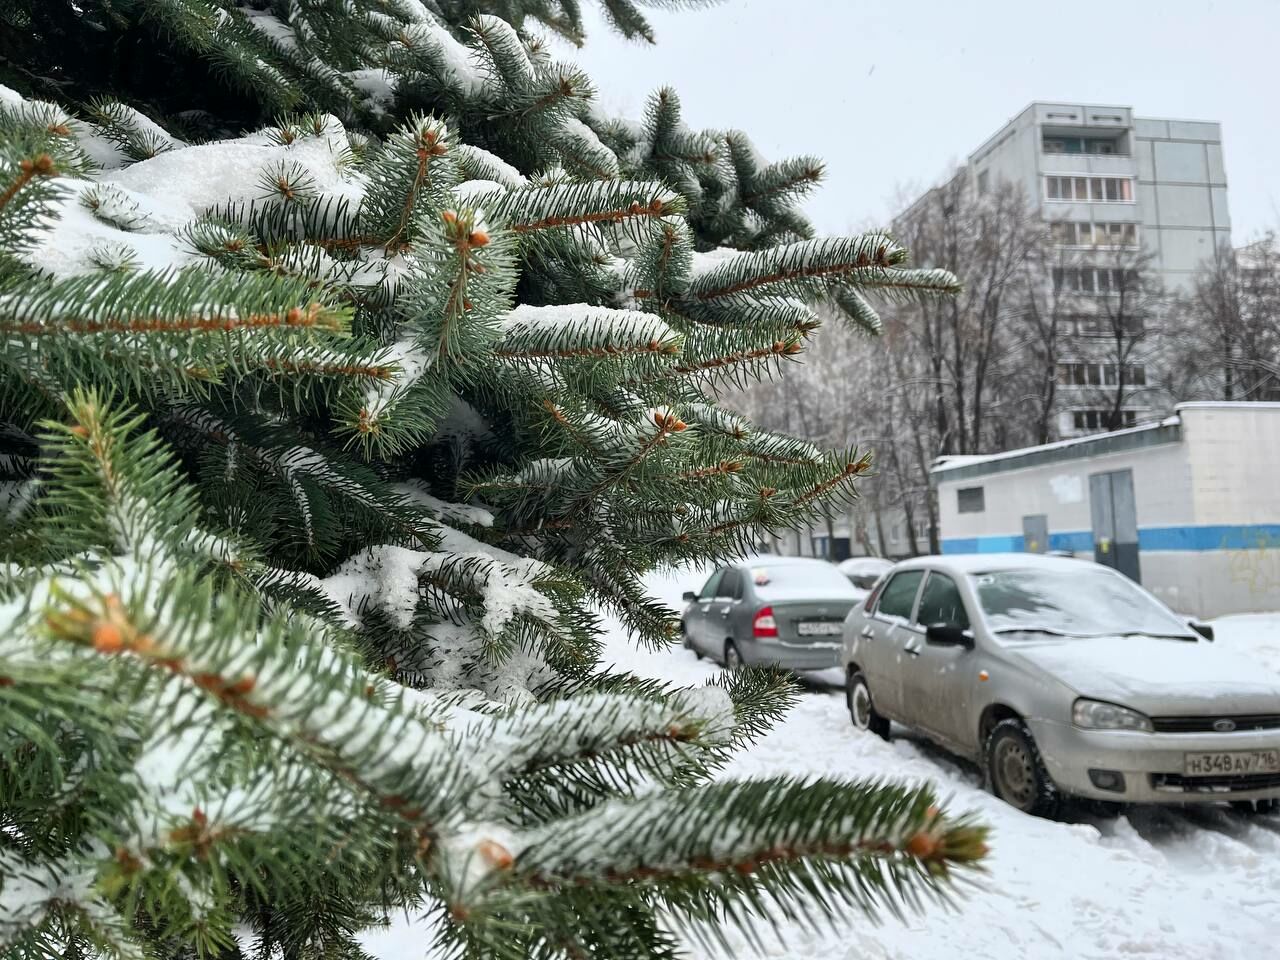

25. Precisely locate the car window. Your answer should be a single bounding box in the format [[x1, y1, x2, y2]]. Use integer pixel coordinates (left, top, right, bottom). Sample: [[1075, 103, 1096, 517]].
[[874, 570, 924, 620], [916, 572, 970, 629], [718, 568, 743, 600], [971, 566, 1192, 637], [697, 569, 724, 600]]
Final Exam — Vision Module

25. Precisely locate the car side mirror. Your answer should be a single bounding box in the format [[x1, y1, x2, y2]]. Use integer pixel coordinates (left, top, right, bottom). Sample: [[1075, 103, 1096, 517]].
[[1189, 621, 1215, 642], [925, 623, 974, 649], [682, 591, 698, 603]]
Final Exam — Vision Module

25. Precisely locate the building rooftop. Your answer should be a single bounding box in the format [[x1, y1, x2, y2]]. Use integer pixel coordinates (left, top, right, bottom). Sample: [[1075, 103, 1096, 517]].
[[932, 402, 1280, 483]]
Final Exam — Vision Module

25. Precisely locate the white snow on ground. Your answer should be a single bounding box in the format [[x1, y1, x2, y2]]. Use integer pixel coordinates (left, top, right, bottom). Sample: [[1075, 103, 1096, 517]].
[[361, 567, 1280, 960]]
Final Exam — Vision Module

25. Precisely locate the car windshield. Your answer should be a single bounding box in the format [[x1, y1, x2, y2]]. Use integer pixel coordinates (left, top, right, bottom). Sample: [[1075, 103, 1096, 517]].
[[751, 562, 858, 598], [971, 567, 1193, 638]]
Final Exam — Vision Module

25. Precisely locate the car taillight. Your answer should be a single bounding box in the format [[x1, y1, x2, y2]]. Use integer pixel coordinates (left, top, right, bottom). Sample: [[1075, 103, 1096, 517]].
[[752, 606, 778, 638]]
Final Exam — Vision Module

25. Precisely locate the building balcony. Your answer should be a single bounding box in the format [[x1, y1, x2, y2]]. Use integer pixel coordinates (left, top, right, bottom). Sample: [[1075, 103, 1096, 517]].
[[1039, 153, 1137, 177]]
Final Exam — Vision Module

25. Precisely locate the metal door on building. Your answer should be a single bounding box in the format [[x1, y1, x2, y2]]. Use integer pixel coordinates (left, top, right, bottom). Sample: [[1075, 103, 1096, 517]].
[[1089, 469, 1141, 583], [1022, 514, 1049, 554]]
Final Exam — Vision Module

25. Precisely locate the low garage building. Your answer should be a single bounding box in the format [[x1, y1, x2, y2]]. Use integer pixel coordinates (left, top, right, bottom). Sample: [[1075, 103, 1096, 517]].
[[931, 402, 1280, 618]]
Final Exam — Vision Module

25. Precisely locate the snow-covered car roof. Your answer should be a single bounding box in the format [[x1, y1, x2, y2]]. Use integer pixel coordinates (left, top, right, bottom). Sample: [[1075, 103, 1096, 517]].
[[838, 556, 893, 574], [888, 553, 1095, 575], [731, 553, 831, 568]]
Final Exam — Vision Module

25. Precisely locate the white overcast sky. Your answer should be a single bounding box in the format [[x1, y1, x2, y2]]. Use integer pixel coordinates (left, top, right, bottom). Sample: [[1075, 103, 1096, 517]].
[[550, 0, 1278, 243]]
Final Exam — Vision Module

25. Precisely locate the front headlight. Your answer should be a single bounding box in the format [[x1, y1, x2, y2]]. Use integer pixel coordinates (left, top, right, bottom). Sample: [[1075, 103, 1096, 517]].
[[1072, 698, 1153, 732]]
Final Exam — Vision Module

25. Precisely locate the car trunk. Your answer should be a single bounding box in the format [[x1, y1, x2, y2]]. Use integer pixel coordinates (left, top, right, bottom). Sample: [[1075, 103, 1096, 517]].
[[764, 598, 856, 644]]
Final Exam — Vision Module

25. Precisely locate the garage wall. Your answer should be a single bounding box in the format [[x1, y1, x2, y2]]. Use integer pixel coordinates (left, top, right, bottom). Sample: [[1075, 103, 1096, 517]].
[[933, 404, 1280, 617]]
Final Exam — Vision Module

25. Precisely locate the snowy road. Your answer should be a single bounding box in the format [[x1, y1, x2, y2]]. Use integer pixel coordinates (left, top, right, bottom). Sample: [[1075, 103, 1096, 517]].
[[359, 582, 1280, 960], [597, 573, 1280, 960]]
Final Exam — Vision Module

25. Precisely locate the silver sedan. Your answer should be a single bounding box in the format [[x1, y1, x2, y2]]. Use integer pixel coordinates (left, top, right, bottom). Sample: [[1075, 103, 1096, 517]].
[[681, 555, 860, 677], [841, 553, 1280, 817]]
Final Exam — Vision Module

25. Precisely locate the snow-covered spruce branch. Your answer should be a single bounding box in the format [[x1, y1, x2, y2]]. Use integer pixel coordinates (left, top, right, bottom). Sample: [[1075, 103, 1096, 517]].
[[38, 565, 480, 833], [0, 269, 348, 336], [789, 451, 875, 507], [666, 327, 805, 382], [494, 304, 681, 361], [479, 687, 736, 784], [686, 235, 909, 302], [826, 284, 885, 333], [743, 430, 824, 465], [741, 155, 826, 211], [511, 778, 987, 917], [671, 293, 822, 333], [362, 114, 458, 248], [467, 180, 687, 242], [393, 205, 516, 365]]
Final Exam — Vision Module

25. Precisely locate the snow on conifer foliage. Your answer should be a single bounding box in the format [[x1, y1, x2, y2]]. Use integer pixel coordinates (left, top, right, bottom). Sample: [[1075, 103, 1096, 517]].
[[0, 3, 980, 958]]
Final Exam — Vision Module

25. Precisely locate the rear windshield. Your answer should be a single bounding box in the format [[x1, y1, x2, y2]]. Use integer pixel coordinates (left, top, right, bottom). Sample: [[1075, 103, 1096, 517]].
[[750, 562, 858, 598], [971, 567, 1191, 638]]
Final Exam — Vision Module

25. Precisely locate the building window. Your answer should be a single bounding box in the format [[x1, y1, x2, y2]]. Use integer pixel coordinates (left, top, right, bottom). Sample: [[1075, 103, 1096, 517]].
[[1042, 136, 1124, 156], [1052, 266, 1139, 294], [1050, 221, 1139, 247], [957, 487, 985, 514], [1057, 362, 1147, 387], [1064, 312, 1146, 337], [1068, 313, 1146, 336], [1072, 410, 1138, 431], [977, 170, 989, 195], [1045, 176, 1134, 203]]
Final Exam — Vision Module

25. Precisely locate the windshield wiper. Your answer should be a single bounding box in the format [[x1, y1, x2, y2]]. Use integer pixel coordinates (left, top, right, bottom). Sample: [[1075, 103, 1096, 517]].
[[1111, 631, 1198, 641], [991, 626, 1075, 637], [992, 626, 1197, 641]]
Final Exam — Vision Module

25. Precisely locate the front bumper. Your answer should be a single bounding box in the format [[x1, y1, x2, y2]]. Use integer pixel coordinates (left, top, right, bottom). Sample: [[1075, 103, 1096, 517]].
[[1028, 718, 1280, 804], [750, 638, 841, 671]]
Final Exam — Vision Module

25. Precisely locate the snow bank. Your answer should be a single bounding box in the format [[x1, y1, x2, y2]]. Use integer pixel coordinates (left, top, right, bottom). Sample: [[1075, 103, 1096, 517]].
[[354, 579, 1280, 959]]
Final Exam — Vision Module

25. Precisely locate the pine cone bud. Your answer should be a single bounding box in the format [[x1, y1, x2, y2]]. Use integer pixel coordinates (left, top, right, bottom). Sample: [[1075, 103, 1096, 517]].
[[468, 229, 489, 246], [905, 831, 940, 859], [477, 839, 513, 870], [92, 622, 124, 653]]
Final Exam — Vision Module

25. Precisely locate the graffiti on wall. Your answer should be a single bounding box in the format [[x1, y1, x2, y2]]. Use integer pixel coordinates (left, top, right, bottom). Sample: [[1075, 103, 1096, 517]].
[[1225, 530, 1280, 596]]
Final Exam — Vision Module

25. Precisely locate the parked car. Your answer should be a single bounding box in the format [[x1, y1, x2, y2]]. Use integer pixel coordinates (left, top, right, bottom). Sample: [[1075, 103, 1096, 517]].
[[837, 556, 894, 593], [681, 556, 861, 674], [841, 553, 1280, 817]]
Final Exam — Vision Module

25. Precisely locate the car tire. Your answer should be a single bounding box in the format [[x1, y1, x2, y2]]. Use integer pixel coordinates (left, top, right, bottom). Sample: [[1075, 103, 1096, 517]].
[[846, 670, 890, 741], [1231, 798, 1280, 816], [724, 640, 743, 670], [985, 718, 1059, 819]]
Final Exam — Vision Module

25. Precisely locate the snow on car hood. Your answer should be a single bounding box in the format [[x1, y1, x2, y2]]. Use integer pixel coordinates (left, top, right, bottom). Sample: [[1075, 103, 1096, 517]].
[[1009, 635, 1280, 716]]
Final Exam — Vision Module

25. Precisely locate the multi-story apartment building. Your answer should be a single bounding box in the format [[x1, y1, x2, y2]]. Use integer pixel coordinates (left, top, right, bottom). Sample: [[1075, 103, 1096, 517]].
[[898, 102, 1231, 438]]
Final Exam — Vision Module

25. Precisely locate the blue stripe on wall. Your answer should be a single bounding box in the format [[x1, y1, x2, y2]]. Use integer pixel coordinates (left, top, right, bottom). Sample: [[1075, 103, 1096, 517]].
[[942, 524, 1280, 555], [941, 536, 1024, 554], [1138, 524, 1280, 551], [1049, 530, 1094, 552]]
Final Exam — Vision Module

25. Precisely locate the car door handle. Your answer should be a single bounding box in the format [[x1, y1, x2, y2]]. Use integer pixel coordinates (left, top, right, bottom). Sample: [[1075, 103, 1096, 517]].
[[904, 646, 921, 657], [860, 625, 874, 638], [720, 610, 731, 618]]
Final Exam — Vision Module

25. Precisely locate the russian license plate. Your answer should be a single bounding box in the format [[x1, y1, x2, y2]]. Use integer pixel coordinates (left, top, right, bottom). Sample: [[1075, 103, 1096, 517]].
[[1183, 749, 1280, 776], [796, 621, 842, 637]]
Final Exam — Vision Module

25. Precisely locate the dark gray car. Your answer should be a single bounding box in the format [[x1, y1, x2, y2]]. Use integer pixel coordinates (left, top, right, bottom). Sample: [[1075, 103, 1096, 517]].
[[680, 556, 861, 672]]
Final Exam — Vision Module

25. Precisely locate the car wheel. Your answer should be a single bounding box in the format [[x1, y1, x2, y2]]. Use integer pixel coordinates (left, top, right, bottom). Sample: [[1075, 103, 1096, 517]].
[[1231, 798, 1280, 816], [846, 670, 890, 741], [724, 640, 743, 670], [985, 718, 1059, 818]]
